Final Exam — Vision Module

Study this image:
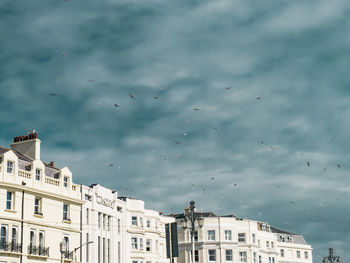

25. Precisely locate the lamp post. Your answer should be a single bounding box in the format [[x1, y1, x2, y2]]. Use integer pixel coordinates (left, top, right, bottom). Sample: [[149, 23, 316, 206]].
[[323, 248, 341, 263], [182, 201, 204, 263]]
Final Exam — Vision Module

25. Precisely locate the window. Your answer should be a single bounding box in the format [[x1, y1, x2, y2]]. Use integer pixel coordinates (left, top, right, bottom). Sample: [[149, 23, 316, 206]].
[[190, 250, 199, 262], [131, 237, 138, 250], [280, 249, 285, 257], [140, 217, 143, 227], [297, 251, 301, 258], [226, 249, 233, 261], [140, 238, 144, 251], [6, 191, 13, 210], [238, 233, 246, 243], [86, 233, 89, 262], [266, 241, 269, 248], [239, 252, 247, 263], [190, 230, 198, 242], [156, 240, 159, 253], [64, 176, 69, 188], [208, 230, 215, 241], [103, 238, 105, 263], [0, 225, 7, 248], [258, 239, 261, 246], [34, 197, 42, 215], [225, 230, 232, 240], [305, 251, 309, 259], [39, 231, 45, 249], [85, 194, 92, 201], [146, 239, 151, 252], [118, 219, 120, 233], [132, 216, 138, 226], [155, 221, 158, 230], [11, 227, 17, 247], [253, 252, 257, 263], [107, 216, 111, 231], [271, 241, 274, 248], [268, 257, 272, 263], [103, 215, 106, 230], [35, 169, 41, 181], [107, 239, 110, 263], [98, 236, 101, 263], [86, 208, 89, 224], [252, 233, 256, 243], [272, 257, 275, 263], [259, 255, 262, 263], [208, 249, 216, 261], [63, 203, 69, 220], [98, 213, 101, 228], [29, 230, 36, 253], [7, 161, 14, 174], [146, 219, 151, 228]]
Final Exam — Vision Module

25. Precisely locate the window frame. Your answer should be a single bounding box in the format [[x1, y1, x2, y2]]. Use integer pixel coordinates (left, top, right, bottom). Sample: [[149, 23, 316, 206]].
[[208, 249, 216, 262], [225, 249, 233, 261], [207, 230, 215, 241]]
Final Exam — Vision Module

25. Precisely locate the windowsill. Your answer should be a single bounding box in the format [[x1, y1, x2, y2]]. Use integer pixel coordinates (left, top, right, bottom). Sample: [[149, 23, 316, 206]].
[[34, 213, 44, 218], [63, 219, 72, 224], [4, 209, 17, 213]]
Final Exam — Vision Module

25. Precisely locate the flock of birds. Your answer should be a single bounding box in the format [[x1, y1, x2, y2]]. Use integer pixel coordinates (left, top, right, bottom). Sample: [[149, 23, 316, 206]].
[[47, 50, 346, 219]]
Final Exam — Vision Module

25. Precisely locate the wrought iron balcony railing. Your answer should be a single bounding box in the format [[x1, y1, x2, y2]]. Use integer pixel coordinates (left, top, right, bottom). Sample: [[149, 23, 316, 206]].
[[28, 245, 49, 257], [62, 250, 74, 260], [0, 242, 22, 253]]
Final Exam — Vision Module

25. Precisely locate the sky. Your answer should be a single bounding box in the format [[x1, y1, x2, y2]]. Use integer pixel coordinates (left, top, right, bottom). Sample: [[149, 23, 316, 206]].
[[0, 0, 349, 261]]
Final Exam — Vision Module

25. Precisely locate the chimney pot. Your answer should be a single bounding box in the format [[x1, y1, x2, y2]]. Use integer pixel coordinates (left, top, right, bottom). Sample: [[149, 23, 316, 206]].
[[49, 161, 55, 167]]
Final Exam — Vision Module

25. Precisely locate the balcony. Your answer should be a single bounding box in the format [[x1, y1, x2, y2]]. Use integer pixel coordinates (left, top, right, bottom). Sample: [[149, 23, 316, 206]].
[[0, 242, 22, 253], [28, 245, 49, 257], [63, 250, 74, 260]]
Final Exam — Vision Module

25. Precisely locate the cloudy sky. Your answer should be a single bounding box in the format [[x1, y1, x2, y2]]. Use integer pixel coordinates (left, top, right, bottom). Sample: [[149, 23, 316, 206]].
[[1, 0, 350, 260]]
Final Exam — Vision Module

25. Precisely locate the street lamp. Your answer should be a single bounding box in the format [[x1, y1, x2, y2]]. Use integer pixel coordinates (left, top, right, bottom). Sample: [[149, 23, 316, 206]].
[[74, 241, 94, 262], [323, 248, 341, 263], [182, 201, 204, 263]]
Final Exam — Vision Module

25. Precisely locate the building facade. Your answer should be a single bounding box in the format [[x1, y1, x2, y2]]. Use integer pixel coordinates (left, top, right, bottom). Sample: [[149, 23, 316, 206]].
[[0, 133, 83, 263], [80, 184, 126, 263], [120, 197, 175, 263], [174, 210, 312, 263]]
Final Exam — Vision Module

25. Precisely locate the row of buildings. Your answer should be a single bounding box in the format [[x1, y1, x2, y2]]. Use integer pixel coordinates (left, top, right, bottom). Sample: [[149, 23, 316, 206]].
[[0, 133, 313, 263]]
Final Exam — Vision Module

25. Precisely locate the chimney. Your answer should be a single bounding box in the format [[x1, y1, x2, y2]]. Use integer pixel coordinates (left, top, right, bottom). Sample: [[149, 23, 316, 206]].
[[49, 161, 55, 167], [10, 132, 41, 160]]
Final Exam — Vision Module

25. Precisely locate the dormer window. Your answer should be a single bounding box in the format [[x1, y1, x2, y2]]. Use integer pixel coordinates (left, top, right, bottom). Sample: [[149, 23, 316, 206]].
[[35, 169, 41, 181], [64, 177, 69, 188], [7, 161, 14, 174]]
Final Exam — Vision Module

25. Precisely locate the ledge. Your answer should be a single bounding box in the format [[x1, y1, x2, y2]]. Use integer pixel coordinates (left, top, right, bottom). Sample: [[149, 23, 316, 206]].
[[4, 209, 17, 213], [62, 219, 72, 224], [33, 214, 44, 218]]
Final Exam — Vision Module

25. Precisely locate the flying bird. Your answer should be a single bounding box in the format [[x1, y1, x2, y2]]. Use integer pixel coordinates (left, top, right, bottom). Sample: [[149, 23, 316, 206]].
[[48, 93, 57, 96], [174, 140, 181, 144], [256, 97, 261, 100], [323, 168, 327, 172], [62, 51, 67, 56], [129, 93, 136, 100], [182, 132, 187, 136], [87, 80, 95, 82], [307, 162, 310, 167], [114, 104, 119, 107], [193, 108, 200, 111], [154, 96, 158, 99], [108, 164, 114, 167], [210, 177, 215, 180], [212, 126, 218, 131], [337, 164, 341, 168], [225, 87, 232, 90]]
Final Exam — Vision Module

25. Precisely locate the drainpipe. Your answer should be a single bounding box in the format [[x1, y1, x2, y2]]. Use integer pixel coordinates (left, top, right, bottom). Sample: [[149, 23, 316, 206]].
[[20, 185, 25, 263], [218, 217, 222, 263]]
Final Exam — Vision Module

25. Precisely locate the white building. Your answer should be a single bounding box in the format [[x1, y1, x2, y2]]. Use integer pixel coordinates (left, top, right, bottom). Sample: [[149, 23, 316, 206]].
[[80, 184, 125, 263], [174, 210, 312, 263], [120, 197, 175, 263], [0, 132, 83, 263]]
